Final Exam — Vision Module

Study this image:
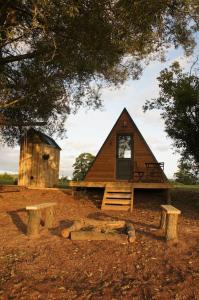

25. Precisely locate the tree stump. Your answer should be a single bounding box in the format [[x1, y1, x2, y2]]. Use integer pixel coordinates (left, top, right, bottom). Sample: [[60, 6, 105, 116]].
[[27, 210, 41, 236], [165, 213, 179, 240], [26, 202, 57, 236], [159, 210, 167, 232], [45, 207, 55, 228], [160, 205, 181, 241]]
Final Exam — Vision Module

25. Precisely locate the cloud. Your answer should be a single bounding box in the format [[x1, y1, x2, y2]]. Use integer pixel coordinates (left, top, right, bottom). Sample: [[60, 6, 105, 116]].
[[154, 145, 170, 152], [0, 146, 19, 173]]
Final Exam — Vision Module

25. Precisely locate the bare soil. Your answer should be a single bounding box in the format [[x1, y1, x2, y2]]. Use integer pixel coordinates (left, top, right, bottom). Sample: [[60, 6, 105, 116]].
[[0, 188, 198, 300]]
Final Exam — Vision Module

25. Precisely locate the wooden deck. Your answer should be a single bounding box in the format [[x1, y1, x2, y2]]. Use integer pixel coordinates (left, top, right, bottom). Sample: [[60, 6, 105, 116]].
[[69, 181, 172, 189]]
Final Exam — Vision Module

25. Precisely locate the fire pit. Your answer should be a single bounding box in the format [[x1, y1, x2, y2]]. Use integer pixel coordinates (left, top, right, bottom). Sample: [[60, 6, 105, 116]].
[[61, 218, 135, 243]]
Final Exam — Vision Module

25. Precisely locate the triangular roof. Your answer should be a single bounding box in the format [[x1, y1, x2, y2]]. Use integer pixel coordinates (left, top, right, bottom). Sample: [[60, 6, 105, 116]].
[[21, 128, 61, 150], [84, 108, 166, 181], [117, 108, 159, 163]]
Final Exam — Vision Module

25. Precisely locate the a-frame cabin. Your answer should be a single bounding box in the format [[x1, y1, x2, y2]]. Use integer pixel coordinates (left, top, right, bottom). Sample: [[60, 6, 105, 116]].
[[70, 108, 171, 211]]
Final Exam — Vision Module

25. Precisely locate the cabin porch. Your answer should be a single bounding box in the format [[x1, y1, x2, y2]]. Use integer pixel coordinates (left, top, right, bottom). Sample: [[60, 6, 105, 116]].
[[69, 181, 172, 212], [69, 181, 171, 189]]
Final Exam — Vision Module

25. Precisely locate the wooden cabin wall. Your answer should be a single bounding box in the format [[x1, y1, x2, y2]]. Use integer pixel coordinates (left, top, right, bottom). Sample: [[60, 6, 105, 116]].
[[18, 142, 60, 188], [85, 112, 158, 182]]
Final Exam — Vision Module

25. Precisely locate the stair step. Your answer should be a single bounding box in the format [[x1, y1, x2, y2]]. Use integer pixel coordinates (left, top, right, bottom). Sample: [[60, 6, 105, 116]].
[[104, 199, 131, 205], [102, 205, 130, 211], [101, 184, 134, 212], [106, 183, 132, 188], [106, 193, 131, 199], [106, 187, 132, 192]]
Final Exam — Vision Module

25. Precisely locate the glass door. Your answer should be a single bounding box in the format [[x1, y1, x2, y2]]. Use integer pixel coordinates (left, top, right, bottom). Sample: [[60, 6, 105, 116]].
[[116, 134, 133, 180]]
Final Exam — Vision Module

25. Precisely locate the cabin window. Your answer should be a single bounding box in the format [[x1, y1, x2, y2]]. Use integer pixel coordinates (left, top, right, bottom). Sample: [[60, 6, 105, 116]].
[[117, 135, 132, 158], [42, 153, 50, 160]]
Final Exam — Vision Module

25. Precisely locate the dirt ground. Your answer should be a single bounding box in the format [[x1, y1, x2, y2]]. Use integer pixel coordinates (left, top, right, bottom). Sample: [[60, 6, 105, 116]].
[[0, 187, 198, 300]]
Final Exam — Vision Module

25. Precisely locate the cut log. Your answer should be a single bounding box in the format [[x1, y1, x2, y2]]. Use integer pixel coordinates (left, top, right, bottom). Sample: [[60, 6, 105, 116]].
[[71, 231, 128, 243], [61, 220, 84, 238], [27, 210, 41, 236], [126, 223, 136, 243], [159, 210, 167, 232], [83, 218, 125, 229], [165, 213, 179, 240], [160, 204, 181, 240], [61, 219, 126, 238], [26, 202, 57, 210]]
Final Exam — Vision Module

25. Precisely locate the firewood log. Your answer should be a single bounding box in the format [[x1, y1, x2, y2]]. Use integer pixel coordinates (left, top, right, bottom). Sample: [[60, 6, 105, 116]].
[[71, 231, 128, 243]]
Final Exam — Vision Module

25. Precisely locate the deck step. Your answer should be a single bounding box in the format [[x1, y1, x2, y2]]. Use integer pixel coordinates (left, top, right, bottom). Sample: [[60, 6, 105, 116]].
[[103, 199, 131, 205], [101, 205, 130, 211], [106, 193, 131, 199], [101, 184, 134, 212], [106, 187, 132, 192]]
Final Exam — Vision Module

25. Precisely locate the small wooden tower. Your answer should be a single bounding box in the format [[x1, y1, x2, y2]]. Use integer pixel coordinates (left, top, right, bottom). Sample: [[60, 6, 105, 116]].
[[18, 128, 61, 188]]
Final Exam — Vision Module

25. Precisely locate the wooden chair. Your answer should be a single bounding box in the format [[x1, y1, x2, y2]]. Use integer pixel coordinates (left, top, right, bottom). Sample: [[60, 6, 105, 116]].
[[133, 161, 144, 182], [145, 162, 164, 182]]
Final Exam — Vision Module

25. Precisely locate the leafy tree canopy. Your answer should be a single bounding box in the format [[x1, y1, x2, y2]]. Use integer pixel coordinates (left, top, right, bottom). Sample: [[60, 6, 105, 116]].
[[143, 61, 199, 166], [174, 157, 199, 184], [0, 0, 199, 145], [72, 153, 95, 181]]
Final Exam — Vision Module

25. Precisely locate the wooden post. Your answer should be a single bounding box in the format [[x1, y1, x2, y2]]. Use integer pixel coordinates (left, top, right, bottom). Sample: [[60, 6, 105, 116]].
[[130, 188, 134, 213], [160, 205, 181, 241], [165, 189, 171, 204], [165, 213, 179, 240], [126, 223, 136, 243], [45, 207, 55, 228], [159, 210, 167, 232], [72, 187, 76, 197], [27, 210, 41, 236]]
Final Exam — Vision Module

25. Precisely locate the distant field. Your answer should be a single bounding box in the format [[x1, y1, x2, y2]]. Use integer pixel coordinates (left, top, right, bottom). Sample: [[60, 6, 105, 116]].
[[0, 173, 18, 185], [0, 174, 70, 188], [173, 183, 199, 190]]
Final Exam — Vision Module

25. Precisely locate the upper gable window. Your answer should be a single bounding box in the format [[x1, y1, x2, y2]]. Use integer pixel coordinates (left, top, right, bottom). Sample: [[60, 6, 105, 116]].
[[117, 135, 132, 158]]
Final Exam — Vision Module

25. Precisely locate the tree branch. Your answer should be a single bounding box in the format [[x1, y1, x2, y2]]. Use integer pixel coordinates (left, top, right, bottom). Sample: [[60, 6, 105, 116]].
[[0, 51, 36, 65], [0, 99, 21, 109]]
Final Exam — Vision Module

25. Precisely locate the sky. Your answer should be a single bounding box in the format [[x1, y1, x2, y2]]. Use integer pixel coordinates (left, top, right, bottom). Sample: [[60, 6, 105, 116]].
[[0, 45, 198, 179]]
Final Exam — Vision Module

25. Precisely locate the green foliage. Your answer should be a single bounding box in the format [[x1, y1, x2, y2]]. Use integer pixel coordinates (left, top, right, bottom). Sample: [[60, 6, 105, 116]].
[[144, 61, 199, 166], [0, 1, 198, 145], [57, 176, 69, 188], [0, 173, 18, 185], [174, 157, 199, 185], [72, 153, 95, 181]]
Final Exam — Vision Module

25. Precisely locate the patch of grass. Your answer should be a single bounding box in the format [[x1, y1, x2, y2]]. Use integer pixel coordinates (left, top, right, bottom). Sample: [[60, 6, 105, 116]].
[[171, 187, 199, 213], [173, 183, 199, 190]]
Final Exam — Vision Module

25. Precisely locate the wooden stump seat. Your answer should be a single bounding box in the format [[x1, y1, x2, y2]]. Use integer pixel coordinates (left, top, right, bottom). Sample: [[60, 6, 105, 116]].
[[160, 205, 181, 241], [26, 202, 57, 236]]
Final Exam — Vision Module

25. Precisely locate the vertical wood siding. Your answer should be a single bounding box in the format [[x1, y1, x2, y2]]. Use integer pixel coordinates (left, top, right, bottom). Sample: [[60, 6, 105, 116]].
[[85, 110, 161, 182], [18, 137, 60, 188]]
